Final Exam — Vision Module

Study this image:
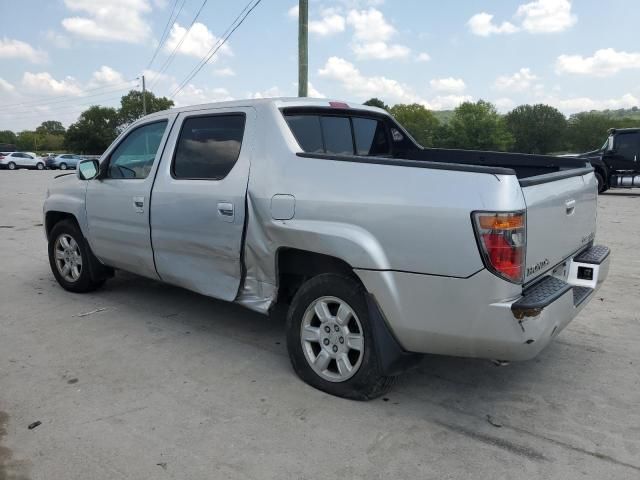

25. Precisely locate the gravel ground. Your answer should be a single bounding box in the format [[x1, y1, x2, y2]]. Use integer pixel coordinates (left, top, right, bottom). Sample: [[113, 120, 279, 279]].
[[1, 170, 639, 480]]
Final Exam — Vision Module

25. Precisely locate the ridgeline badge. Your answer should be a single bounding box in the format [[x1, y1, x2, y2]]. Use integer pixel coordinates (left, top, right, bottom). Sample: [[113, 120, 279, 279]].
[[527, 259, 549, 277]]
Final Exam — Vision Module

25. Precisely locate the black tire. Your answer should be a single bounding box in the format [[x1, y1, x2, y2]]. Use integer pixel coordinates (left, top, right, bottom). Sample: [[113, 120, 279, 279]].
[[286, 273, 396, 400], [595, 172, 606, 194], [36, 162, 45, 170], [59, 163, 67, 170], [48, 219, 106, 293], [7, 161, 16, 170]]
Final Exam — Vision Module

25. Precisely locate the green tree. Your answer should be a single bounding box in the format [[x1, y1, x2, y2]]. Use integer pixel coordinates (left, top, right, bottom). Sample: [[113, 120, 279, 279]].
[[65, 106, 119, 154], [118, 90, 174, 127], [36, 120, 66, 136], [16, 131, 38, 151], [389, 103, 440, 146], [505, 104, 567, 154], [565, 112, 614, 152], [447, 100, 513, 151], [363, 98, 389, 110], [0, 130, 17, 145]]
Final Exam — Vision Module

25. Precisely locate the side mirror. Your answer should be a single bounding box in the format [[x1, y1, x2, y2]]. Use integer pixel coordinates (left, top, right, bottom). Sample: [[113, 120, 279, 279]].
[[606, 134, 615, 152], [77, 159, 100, 180]]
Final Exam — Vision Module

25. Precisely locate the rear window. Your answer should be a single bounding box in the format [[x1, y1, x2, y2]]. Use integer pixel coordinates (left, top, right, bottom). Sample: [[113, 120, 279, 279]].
[[285, 113, 390, 156]]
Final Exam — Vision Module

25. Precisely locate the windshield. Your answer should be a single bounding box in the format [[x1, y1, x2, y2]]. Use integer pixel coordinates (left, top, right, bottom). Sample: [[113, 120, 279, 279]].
[[601, 138, 608, 151]]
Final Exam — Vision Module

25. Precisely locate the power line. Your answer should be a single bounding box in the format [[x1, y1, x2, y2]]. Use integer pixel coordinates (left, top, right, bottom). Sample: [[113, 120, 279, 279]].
[[170, 0, 263, 99], [6, 94, 126, 118], [0, 82, 137, 111], [149, 0, 209, 90], [6, 97, 125, 124], [145, 0, 185, 70]]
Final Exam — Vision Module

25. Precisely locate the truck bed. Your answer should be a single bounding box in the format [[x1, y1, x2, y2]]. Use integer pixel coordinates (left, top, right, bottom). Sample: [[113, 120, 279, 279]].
[[404, 148, 591, 180]]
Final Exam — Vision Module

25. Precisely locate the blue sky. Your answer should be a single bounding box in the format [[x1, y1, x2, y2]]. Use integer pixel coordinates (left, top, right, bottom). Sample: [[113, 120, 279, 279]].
[[1, 0, 640, 130]]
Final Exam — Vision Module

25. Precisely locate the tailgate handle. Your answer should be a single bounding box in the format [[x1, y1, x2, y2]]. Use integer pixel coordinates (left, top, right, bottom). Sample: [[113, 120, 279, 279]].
[[565, 199, 576, 215]]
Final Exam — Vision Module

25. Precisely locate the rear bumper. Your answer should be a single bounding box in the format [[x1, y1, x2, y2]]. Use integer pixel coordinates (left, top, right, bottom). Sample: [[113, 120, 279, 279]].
[[355, 244, 610, 361]]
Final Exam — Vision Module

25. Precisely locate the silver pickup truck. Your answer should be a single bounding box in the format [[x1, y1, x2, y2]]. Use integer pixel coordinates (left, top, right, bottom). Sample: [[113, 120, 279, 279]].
[[44, 98, 610, 399]]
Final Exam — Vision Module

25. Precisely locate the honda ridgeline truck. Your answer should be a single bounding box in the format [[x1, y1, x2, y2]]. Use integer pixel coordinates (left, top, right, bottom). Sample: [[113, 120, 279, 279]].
[[43, 98, 610, 400]]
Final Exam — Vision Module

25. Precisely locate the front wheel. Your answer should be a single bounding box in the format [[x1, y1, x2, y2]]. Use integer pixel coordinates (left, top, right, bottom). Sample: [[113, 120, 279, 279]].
[[59, 163, 67, 170], [48, 220, 106, 293], [286, 274, 395, 400], [595, 172, 607, 194], [36, 162, 45, 170]]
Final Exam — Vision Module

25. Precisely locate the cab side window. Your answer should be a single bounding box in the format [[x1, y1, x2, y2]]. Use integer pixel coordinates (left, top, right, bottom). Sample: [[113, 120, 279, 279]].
[[108, 121, 168, 179], [172, 114, 246, 180]]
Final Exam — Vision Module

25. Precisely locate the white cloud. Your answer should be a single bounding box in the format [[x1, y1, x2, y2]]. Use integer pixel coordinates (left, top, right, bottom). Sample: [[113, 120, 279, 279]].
[[164, 22, 231, 59], [0, 77, 15, 93], [516, 0, 576, 33], [494, 68, 538, 92], [545, 93, 639, 113], [430, 77, 466, 93], [89, 65, 126, 87], [556, 48, 640, 77], [467, 13, 518, 37], [308, 82, 326, 98], [430, 95, 473, 110], [214, 67, 236, 77], [62, 0, 152, 43], [351, 42, 409, 60], [287, 5, 299, 18], [415, 52, 431, 62], [347, 8, 410, 59], [22, 72, 83, 96], [494, 97, 516, 112], [468, 0, 575, 36], [319, 56, 427, 105], [173, 84, 234, 107], [347, 8, 395, 42], [0, 37, 47, 63], [310, 9, 346, 36], [251, 86, 285, 99]]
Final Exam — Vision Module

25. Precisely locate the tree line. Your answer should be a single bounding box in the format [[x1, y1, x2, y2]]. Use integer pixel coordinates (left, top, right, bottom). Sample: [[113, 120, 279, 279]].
[[0, 90, 173, 154], [365, 98, 640, 154], [2, 93, 639, 156]]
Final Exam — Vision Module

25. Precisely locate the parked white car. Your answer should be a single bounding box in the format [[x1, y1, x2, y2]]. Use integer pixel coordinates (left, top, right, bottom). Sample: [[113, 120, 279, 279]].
[[0, 152, 45, 170]]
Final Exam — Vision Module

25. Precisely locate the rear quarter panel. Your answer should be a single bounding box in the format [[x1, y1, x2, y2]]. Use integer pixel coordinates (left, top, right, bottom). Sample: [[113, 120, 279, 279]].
[[241, 104, 527, 303]]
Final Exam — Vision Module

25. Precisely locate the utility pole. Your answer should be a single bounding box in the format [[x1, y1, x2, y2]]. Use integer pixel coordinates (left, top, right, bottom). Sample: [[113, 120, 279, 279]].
[[298, 0, 308, 97], [142, 74, 147, 116]]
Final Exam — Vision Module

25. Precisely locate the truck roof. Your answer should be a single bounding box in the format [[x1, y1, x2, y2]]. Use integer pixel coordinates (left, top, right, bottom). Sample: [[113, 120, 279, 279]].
[[145, 97, 388, 119], [608, 127, 640, 134]]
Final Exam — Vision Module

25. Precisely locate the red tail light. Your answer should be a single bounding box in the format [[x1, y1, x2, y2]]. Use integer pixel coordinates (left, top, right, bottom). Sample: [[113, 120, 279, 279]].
[[472, 211, 526, 283]]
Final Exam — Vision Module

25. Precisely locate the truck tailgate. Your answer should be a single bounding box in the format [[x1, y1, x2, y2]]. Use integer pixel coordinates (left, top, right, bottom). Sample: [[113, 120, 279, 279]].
[[522, 171, 597, 284]]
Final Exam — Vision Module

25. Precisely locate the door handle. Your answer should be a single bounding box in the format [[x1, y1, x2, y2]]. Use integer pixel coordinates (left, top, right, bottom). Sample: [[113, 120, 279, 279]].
[[217, 202, 234, 222], [565, 199, 576, 215], [133, 196, 145, 213]]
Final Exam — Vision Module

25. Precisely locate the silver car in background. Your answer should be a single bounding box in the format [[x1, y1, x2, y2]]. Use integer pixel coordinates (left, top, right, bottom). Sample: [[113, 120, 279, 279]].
[[46, 154, 84, 170]]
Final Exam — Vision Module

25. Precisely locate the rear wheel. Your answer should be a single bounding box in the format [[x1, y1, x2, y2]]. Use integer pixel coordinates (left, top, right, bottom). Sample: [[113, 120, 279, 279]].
[[286, 274, 395, 400], [7, 161, 16, 170], [48, 220, 106, 293], [59, 163, 68, 170]]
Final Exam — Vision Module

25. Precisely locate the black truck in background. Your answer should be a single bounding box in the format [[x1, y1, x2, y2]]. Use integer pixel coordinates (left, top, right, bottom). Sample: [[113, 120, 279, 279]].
[[573, 128, 640, 193]]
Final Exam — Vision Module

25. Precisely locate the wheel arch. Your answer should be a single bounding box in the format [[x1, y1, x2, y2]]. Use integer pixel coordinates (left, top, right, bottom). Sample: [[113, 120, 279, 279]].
[[275, 247, 362, 304], [45, 211, 80, 240]]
